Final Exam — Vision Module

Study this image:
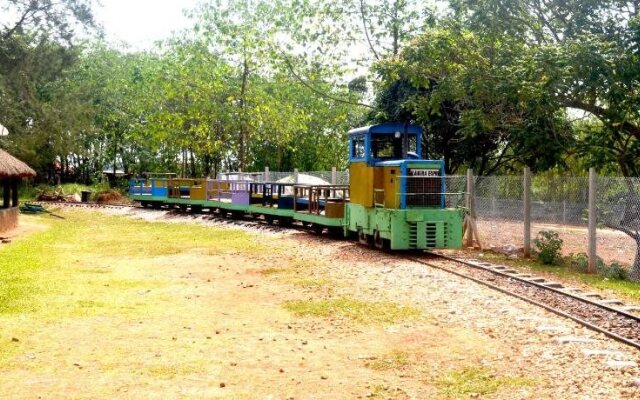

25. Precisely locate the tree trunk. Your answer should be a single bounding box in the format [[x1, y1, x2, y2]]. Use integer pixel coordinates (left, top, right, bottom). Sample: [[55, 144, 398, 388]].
[[630, 236, 640, 281], [189, 149, 196, 178], [277, 146, 283, 171], [182, 148, 187, 178], [239, 52, 250, 171]]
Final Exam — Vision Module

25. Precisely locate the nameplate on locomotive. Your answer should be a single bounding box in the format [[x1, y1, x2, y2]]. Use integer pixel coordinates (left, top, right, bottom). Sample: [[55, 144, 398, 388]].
[[409, 169, 439, 177]]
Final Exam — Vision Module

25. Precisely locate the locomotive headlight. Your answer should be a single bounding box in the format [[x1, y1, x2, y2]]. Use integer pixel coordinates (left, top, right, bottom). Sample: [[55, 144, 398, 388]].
[[394, 131, 401, 138]]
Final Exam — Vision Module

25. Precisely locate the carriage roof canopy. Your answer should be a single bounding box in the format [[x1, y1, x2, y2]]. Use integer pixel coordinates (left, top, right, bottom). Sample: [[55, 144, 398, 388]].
[[0, 149, 36, 179]]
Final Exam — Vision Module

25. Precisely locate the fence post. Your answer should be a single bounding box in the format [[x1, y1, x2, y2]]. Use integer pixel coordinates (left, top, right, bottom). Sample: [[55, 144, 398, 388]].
[[563, 200, 567, 225], [264, 166, 270, 182], [588, 167, 597, 273], [466, 169, 475, 217], [294, 168, 299, 184], [464, 169, 475, 248], [523, 167, 531, 258], [331, 167, 337, 185]]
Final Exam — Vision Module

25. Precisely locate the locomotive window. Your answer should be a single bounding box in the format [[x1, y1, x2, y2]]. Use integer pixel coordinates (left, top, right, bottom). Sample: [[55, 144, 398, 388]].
[[408, 136, 417, 154], [371, 135, 401, 158], [370, 134, 418, 159], [352, 135, 365, 159]]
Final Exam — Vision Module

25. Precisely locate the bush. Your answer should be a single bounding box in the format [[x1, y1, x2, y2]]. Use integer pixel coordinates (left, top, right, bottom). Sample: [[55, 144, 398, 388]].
[[564, 253, 628, 280], [566, 252, 589, 272], [533, 230, 563, 265], [601, 262, 628, 281]]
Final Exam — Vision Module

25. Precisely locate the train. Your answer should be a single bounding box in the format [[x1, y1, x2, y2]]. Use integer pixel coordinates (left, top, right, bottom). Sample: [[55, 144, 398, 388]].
[[128, 122, 465, 250]]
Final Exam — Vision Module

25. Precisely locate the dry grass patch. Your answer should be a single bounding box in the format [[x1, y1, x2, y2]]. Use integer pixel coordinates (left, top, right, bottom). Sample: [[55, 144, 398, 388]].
[[436, 366, 534, 398], [0, 211, 267, 368], [146, 363, 206, 380], [365, 350, 410, 371], [369, 385, 410, 399], [283, 298, 421, 324], [259, 267, 287, 276]]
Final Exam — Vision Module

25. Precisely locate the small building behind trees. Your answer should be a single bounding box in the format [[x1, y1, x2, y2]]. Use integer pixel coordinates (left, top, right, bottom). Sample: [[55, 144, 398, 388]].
[[0, 149, 36, 233]]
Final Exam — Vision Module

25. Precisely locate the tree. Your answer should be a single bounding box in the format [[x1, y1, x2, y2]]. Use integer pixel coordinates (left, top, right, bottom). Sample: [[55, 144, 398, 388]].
[[0, 0, 96, 180], [449, 0, 640, 176], [446, 0, 640, 279], [372, 27, 573, 174]]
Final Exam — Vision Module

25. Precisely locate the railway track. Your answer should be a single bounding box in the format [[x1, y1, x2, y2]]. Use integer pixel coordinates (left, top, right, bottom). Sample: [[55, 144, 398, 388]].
[[29, 201, 640, 350], [30, 201, 136, 209], [413, 253, 640, 350]]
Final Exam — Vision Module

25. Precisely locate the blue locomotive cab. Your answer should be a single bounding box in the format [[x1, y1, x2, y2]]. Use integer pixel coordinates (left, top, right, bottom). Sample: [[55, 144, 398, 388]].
[[348, 123, 446, 210], [349, 122, 422, 166]]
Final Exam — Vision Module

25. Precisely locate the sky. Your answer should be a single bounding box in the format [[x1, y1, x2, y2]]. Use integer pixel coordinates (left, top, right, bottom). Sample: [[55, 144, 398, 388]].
[[94, 0, 200, 50]]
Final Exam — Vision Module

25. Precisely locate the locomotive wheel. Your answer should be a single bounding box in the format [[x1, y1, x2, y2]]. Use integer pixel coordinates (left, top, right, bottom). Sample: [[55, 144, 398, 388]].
[[179, 204, 188, 212], [313, 224, 324, 235], [265, 215, 274, 225], [279, 217, 292, 227], [357, 228, 370, 246], [328, 227, 344, 238], [373, 230, 389, 250]]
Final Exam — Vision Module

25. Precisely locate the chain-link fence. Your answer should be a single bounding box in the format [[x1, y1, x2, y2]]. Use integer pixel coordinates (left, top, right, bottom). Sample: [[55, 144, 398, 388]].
[[467, 173, 639, 275], [596, 177, 640, 269], [470, 175, 591, 264]]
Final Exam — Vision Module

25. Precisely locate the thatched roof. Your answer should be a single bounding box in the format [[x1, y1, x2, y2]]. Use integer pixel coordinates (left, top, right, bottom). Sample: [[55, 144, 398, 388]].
[[0, 149, 36, 179]]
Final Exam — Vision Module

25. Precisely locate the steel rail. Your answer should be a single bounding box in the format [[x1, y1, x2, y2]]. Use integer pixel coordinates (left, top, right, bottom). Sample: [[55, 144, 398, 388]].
[[409, 254, 640, 350], [429, 251, 640, 323]]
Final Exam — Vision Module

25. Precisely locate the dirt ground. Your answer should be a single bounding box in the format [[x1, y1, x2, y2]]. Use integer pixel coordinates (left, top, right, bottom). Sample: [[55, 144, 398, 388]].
[[1, 209, 639, 399], [478, 219, 636, 266]]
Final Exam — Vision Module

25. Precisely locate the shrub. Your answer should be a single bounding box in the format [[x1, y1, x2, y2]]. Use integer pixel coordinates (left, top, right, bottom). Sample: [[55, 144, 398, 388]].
[[602, 262, 628, 281], [565, 254, 628, 280], [566, 252, 589, 272], [533, 230, 563, 265]]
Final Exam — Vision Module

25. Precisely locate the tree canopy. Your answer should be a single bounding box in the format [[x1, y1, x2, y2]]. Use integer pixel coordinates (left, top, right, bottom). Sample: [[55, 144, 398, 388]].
[[0, 0, 639, 180]]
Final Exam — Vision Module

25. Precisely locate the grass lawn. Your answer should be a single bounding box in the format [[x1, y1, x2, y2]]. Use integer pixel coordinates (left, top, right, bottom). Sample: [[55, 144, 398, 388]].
[[4, 210, 470, 399], [0, 211, 263, 317], [0, 210, 271, 397]]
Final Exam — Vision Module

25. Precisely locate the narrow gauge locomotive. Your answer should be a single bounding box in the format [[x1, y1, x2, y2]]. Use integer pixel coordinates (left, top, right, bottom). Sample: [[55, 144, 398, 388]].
[[129, 122, 465, 250]]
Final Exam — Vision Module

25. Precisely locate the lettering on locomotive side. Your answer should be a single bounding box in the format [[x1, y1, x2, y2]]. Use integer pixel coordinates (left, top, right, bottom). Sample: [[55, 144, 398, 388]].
[[409, 169, 440, 177]]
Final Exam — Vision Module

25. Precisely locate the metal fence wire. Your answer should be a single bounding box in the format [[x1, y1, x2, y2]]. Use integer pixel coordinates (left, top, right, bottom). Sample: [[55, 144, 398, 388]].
[[473, 175, 524, 221], [598, 177, 640, 234], [444, 176, 467, 208]]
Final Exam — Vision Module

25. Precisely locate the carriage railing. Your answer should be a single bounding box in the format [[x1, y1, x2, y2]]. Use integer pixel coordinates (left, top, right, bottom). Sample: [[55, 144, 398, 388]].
[[373, 189, 385, 208], [293, 185, 350, 216], [129, 178, 170, 196], [249, 182, 296, 206], [206, 179, 251, 204], [167, 179, 207, 199]]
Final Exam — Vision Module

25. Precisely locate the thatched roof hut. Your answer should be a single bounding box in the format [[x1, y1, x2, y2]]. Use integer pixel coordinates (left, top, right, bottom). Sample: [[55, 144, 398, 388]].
[[0, 149, 36, 179], [0, 149, 35, 233]]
